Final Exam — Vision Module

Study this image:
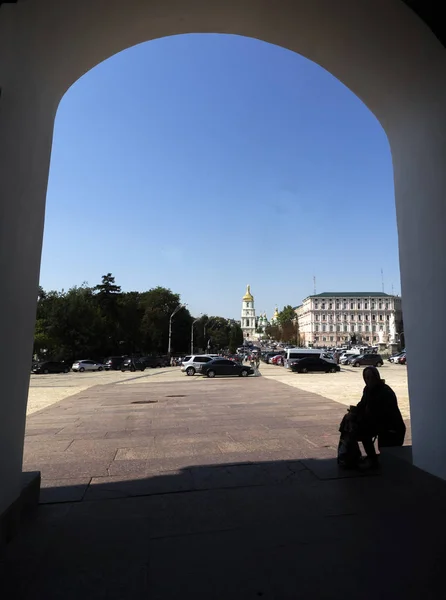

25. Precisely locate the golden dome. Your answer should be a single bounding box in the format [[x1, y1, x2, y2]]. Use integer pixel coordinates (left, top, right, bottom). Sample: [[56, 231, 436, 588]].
[[243, 285, 254, 302]]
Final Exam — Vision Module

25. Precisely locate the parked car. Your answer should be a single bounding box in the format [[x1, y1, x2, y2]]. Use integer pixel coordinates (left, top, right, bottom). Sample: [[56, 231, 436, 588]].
[[271, 355, 284, 365], [290, 357, 340, 374], [143, 356, 169, 368], [340, 353, 359, 365], [120, 357, 146, 372], [398, 353, 407, 365], [103, 356, 127, 370], [72, 360, 105, 372], [389, 352, 404, 364], [181, 355, 217, 376], [198, 358, 254, 378], [349, 354, 384, 367], [32, 361, 70, 374]]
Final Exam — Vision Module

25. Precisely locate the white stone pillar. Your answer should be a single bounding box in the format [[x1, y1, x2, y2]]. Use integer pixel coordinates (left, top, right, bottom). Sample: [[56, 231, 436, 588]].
[[0, 69, 57, 513], [391, 98, 446, 479]]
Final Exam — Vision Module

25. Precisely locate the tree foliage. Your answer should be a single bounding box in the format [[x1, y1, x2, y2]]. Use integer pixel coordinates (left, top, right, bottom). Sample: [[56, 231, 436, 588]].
[[266, 305, 302, 345], [33, 275, 243, 360]]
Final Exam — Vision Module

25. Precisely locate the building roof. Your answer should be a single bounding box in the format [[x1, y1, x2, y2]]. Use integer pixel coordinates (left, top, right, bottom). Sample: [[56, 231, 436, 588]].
[[308, 292, 393, 298], [242, 284, 254, 302]]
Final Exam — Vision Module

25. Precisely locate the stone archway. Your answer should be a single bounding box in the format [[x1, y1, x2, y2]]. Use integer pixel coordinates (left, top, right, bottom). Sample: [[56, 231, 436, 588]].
[[1, 0, 446, 519]]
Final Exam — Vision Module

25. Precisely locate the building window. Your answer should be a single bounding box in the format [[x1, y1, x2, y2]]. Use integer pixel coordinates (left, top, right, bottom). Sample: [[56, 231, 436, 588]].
[[358, 314, 362, 321], [372, 315, 376, 321], [322, 314, 326, 321], [373, 336, 377, 341], [365, 336, 370, 341], [344, 314, 347, 321], [358, 325, 362, 332], [322, 303, 326, 309], [322, 325, 326, 332], [329, 303, 332, 309], [350, 303, 354, 309], [323, 337, 327, 342], [386, 315, 390, 321], [246, 319, 249, 327], [385, 303, 389, 310], [379, 315, 383, 321], [330, 336, 334, 342], [365, 302, 368, 309], [337, 314, 341, 321], [365, 314, 369, 321], [315, 315, 319, 321], [372, 303, 375, 309], [372, 325, 376, 332], [315, 325, 319, 332], [343, 325, 348, 332], [336, 325, 340, 332], [329, 314, 333, 321], [350, 314, 355, 321], [343, 303, 347, 309], [315, 303, 318, 309], [336, 303, 340, 309], [365, 325, 369, 332], [379, 303, 382, 309], [329, 325, 333, 332], [351, 324, 355, 332]]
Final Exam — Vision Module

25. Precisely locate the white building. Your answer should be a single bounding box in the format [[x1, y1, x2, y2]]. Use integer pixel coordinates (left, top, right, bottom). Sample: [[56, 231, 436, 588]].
[[240, 285, 257, 340], [295, 292, 403, 347]]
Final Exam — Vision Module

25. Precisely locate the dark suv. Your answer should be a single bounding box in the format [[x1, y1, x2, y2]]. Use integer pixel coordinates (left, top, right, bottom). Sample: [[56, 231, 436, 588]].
[[120, 356, 169, 372], [143, 356, 169, 368], [32, 361, 70, 374], [121, 358, 146, 372], [350, 353, 384, 367], [104, 356, 127, 370]]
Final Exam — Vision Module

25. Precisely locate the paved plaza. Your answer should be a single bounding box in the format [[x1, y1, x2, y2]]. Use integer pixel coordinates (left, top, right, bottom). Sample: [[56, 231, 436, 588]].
[[2, 367, 445, 599]]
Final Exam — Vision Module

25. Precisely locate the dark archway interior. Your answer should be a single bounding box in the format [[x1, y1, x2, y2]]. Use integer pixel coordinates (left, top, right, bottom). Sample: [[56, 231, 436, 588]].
[[1, 1, 444, 49]]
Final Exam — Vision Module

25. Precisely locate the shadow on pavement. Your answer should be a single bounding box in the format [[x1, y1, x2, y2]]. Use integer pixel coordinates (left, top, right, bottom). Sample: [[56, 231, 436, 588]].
[[1, 449, 446, 600]]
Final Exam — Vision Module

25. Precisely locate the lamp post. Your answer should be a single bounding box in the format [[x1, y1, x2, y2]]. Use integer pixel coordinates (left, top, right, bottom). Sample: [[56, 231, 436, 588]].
[[203, 317, 215, 352], [168, 304, 185, 357], [191, 317, 200, 355]]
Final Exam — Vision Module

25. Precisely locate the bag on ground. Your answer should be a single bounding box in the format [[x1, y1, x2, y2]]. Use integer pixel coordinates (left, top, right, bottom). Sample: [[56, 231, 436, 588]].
[[337, 433, 361, 468]]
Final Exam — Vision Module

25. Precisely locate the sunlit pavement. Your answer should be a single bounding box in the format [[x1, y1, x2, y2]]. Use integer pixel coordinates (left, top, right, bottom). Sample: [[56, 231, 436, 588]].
[[27, 367, 184, 414], [5, 367, 444, 599], [261, 361, 410, 419]]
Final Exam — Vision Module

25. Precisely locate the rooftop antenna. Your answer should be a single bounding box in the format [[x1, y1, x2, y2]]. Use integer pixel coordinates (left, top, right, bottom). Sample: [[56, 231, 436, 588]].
[[313, 276, 317, 295], [381, 268, 384, 293]]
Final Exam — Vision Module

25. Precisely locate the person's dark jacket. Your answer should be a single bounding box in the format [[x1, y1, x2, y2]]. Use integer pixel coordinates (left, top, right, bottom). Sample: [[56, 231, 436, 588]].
[[355, 381, 406, 446]]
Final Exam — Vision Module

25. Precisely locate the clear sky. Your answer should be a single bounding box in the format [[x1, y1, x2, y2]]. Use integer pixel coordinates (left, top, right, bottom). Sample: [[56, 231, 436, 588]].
[[41, 33, 400, 319]]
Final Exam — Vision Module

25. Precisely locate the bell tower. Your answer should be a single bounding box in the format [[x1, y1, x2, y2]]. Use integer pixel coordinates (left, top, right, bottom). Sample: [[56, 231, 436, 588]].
[[241, 285, 256, 340]]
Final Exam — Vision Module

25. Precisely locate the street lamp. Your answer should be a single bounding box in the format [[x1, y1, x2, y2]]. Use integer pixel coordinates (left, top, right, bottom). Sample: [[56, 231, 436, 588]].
[[203, 317, 216, 352], [168, 304, 186, 356], [191, 317, 201, 354]]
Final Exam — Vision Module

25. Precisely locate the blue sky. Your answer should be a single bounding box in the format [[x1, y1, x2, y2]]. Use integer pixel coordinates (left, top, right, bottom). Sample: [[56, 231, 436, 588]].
[[42, 33, 399, 319]]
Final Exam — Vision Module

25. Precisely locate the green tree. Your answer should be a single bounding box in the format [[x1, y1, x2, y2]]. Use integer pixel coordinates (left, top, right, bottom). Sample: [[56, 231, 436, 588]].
[[229, 322, 244, 353], [140, 287, 192, 354], [277, 305, 297, 326], [277, 305, 300, 345], [265, 324, 281, 341]]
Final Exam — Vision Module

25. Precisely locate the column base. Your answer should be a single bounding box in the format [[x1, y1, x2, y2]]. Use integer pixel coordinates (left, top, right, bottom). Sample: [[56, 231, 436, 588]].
[[0, 471, 41, 549]]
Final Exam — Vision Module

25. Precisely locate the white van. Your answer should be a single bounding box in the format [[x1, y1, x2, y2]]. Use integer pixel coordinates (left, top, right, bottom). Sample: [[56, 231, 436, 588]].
[[285, 348, 335, 368]]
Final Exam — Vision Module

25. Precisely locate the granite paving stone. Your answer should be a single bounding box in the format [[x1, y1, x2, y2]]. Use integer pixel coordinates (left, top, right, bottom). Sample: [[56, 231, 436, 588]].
[[5, 370, 441, 599]]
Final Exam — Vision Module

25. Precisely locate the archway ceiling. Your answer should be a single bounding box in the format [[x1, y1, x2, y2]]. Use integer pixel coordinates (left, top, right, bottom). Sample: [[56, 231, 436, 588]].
[[0, 1, 444, 49]]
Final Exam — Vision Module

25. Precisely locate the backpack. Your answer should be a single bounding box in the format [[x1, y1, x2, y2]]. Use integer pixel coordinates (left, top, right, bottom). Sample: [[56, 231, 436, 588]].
[[337, 432, 361, 468]]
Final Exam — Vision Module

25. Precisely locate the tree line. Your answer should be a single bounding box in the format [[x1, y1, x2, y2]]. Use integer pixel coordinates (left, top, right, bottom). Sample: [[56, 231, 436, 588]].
[[264, 305, 302, 346], [34, 273, 244, 361]]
